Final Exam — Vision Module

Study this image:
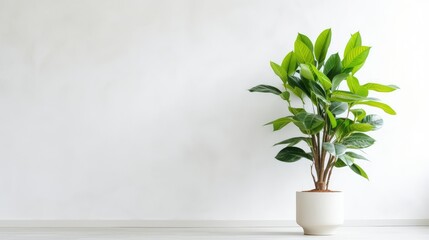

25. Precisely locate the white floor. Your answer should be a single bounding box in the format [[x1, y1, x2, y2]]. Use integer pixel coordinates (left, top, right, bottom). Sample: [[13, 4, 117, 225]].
[[0, 226, 428, 240]]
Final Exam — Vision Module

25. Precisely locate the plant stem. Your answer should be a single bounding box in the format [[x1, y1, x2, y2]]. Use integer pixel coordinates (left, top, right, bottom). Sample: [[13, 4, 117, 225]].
[[311, 135, 319, 176], [317, 133, 324, 183], [326, 162, 335, 189], [310, 163, 317, 188], [323, 156, 335, 182], [320, 113, 330, 180]]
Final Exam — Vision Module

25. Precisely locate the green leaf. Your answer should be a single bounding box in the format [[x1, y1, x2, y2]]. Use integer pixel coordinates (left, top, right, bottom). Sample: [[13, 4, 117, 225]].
[[270, 61, 287, 83], [294, 40, 314, 65], [335, 158, 347, 168], [280, 91, 290, 101], [326, 108, 337, 128], [344, 32, 362, 58], [300, 77, 314, 96], [330, 90, 366, 102], [355, 101, 396, 115], [288, 107, 305, 115], [362, 83, 399, 92], [347, 75, 360, 93], [300, 64, 314, 80], [362, 114, 383, 130], [347, 123, 374, 133], [351, 108, 366, 121], [342, 46, 371, 69], [324, 53, 342, 78], [281, 51, 298, 76], [346, 75, 368, 97], [265, 116, 295, 131], [331, 73, 349, 90], [310, 64, 332, 90], [249, 84, 282, 95], [323, 142, 346, 156], [297, 33, 314, 51], [308, 80, 329, 104], [274, 137, 310, 146], [329, 102, 348, 115], [342, 132, 375, 149], [315, 28, 332, 63], [293, 112, 325, 134], [285, 84, 304, 100], [356, 86, 368, 97], [350, 163, 369, 180], [345, 151, 368, 160], [275, 146, 312, 162], [288, 76, 310, 97], [339, 154, 355, 166], [352, 62, 364, 74], [335, 118, 353, 139]]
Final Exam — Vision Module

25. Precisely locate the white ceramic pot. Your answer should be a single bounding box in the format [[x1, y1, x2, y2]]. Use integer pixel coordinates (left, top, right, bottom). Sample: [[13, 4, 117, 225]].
[[296, 191, 344, 235]]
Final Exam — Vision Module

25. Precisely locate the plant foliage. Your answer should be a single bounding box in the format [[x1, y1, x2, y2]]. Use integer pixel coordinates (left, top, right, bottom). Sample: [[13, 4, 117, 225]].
[[250, 29, 398, 190]]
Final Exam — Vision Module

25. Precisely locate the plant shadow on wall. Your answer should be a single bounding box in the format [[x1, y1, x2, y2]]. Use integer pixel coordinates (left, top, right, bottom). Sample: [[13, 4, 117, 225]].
[[250, 29, 399, 191]]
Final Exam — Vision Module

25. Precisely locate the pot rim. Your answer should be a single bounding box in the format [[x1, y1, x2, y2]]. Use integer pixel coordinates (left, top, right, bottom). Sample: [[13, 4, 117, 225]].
[[296, 191, 343, 194]]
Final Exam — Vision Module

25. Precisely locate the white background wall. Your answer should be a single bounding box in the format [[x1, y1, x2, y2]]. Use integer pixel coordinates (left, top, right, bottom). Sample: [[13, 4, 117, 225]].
[[0, 0, 428, 221]]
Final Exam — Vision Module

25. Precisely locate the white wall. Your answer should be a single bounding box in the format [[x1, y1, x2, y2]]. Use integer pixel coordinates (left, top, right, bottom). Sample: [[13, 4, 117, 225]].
[[0, 0, 428, 221]]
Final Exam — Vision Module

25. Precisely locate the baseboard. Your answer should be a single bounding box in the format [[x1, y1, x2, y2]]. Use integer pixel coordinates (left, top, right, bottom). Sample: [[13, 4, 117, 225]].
[[344, 219, 429, 227], [0, 219, 427, 228]]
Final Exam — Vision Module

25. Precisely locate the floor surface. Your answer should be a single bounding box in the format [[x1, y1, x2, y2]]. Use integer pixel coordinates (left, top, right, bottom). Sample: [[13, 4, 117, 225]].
[[0, 226, 427, 240]]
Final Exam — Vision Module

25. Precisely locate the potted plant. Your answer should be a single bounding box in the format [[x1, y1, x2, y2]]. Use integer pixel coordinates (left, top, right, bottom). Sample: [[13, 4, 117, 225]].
[[249, 29, 398, 235]]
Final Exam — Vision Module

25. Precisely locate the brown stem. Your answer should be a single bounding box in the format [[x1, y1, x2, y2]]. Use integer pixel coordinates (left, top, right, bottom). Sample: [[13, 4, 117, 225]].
[[326, 162, 335, 189], [311, 135, 319, 172], [316, 181, 327, 190], [316, 132, 323, 179], [311, 135, 326, 190], [320, 128, 329, 177], [323, 156, 335, 182], [310, 163, 317, 189]]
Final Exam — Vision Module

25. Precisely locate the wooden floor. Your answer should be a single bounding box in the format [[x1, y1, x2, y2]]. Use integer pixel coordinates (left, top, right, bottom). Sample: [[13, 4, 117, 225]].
[[0, 226, 427, 239]]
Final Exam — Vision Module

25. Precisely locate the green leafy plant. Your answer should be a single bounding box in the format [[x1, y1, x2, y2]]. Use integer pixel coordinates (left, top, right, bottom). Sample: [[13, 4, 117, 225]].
[[250, 29, 398, 191]]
